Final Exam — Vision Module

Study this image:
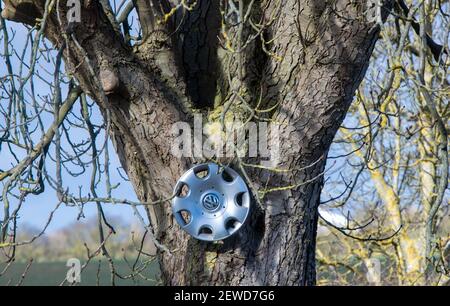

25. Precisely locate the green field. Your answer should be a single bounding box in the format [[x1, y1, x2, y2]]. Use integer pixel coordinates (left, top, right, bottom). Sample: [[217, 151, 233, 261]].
[[0, 261, 160, 286]]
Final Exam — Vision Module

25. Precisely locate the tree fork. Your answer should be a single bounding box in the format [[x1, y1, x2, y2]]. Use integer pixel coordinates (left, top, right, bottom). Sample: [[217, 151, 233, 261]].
[[1, 0, 392, 285]]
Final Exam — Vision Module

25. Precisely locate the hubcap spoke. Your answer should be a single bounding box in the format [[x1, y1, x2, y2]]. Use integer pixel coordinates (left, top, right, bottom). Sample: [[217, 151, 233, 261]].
[[229, 180, 249, 195], [226, 205, 249, 223], [213, 220, 230, 240], [184, 218, 202, 236], [172, 196, 193, 213], [208, 163, 220, 178]]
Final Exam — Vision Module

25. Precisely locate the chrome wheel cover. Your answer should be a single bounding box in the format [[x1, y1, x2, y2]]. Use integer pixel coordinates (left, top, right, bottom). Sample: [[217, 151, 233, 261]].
[[172, 163, 250, 241]]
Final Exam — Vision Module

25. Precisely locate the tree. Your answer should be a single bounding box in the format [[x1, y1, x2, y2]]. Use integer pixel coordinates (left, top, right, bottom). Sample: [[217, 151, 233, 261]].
[[316, 0, 449, 285], [0, 0, 402, 285]]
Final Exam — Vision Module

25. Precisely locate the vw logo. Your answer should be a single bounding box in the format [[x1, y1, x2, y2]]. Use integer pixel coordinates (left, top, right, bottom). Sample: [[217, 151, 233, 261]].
[[202, 193, 220, 211]]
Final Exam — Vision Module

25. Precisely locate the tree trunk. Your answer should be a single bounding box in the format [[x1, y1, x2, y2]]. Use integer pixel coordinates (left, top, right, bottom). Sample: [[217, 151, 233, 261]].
[[2, 0, 389, 285]]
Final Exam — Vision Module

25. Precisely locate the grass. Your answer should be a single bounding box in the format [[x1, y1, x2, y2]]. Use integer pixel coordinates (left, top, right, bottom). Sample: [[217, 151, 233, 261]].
[[0, 260, 160, 286]]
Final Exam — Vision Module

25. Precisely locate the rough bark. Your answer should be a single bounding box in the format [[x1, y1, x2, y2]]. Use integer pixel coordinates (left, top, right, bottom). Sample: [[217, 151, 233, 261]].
[[2, 0, 387, 285]]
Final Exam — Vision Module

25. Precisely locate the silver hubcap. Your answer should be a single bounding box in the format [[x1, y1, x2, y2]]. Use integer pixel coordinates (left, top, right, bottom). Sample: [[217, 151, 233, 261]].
[[172, 163, 251, 241]]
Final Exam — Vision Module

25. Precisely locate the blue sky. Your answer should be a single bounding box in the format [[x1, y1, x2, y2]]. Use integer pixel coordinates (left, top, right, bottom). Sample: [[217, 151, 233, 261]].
[[0, 6, 145, 232]]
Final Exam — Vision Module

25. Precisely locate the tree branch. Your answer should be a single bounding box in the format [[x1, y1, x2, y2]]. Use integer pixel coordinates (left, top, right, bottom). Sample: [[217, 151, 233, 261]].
[[1, 0, 44, 26], [0, 86, 82, 182], [117, 0, 134, 24], [395, 0, 448, 62], [133, 0, 172, 39], [99, 0, 122, 35]]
